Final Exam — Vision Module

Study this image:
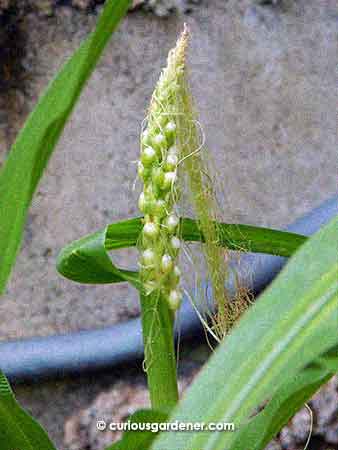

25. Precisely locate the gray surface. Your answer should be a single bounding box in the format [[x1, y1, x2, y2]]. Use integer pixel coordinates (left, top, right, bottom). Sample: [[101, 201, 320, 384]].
[[0, 1, 337, 447]]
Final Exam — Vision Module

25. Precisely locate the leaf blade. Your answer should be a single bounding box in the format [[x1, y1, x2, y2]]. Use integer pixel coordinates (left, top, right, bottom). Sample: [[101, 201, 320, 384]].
[[232, 347, 338, 450], [57, 225, 140, 288], [181, 217, 306, 257], [0, 370, 57, 450], [57, 216, 306, 285], [150, 215, 338, 450], [0, 0, 131, 294]]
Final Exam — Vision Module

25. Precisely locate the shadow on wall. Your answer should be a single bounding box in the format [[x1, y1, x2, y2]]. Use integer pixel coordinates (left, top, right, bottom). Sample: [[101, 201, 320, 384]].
[[0, 1, 28, 147]]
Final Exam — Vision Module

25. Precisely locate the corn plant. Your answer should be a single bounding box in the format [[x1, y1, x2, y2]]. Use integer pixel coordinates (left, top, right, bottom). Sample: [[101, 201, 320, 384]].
[[0, 1, 337, 450]]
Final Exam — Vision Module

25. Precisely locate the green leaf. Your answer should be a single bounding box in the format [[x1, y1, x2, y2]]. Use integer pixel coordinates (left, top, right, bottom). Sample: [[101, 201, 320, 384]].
[[0, 0, 131, 294], [57, 225, 140, 288], [182, 218, 306, 258], [57, 216, 306, 285], [0, 370, 57, 450], [232, 346, 338, 450], [150, 215, 338, 450], [106, 409, 168, 450]]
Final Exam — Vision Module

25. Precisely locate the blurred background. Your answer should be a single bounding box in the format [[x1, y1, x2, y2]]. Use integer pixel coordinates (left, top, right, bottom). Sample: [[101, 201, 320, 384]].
[[0, 1, 337, 449]]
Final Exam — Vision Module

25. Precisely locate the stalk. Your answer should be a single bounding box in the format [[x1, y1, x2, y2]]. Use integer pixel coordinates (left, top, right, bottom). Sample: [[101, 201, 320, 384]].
[[140, 291, 178, 410], [137, 27, 189, 409]]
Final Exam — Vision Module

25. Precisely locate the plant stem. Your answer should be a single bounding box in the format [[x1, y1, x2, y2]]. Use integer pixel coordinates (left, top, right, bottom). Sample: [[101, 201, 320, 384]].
[[140, 290, 179, 411]]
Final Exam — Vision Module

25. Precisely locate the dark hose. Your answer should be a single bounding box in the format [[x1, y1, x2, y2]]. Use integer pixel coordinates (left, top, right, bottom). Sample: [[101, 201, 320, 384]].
[[0, 195, 336, 383]]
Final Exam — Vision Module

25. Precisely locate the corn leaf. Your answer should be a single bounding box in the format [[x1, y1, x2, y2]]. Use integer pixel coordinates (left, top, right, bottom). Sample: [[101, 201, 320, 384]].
[[0, 370, 57, 450], [57, 225, 140, 287], [232, 346, 338, 450], [150, 214, 338, 450], [0, 0, 131, 294], [57, 216, 306, 285]]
